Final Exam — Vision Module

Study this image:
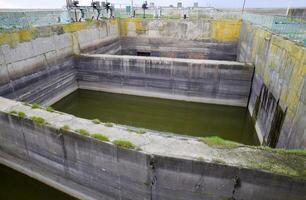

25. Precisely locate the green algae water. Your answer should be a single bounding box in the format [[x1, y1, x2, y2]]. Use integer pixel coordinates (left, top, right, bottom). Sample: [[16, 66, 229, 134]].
[[0, 164, 77, 200], [53, 89, 259, 145]]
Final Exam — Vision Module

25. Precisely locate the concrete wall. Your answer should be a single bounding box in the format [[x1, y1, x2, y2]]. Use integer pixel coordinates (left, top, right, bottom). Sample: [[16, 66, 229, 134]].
[[77, 54, 253, 106], [238, 22, 306, 149], [0, 98, 305, 200], [119, 18, 242, 42], [0, 20, 120, 105], [118, 19, 241, 61], [119, 37, 237, 61]]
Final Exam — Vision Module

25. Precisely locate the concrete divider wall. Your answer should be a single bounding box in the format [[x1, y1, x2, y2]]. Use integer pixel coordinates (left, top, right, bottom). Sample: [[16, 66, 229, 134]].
[[0, 109, 305, 200], [238, 22, 306, 148], [0, 20, 120, 105], [77, 54, 253, 106], [119, 18, 242, 42], [118, 19, 242, 61], [119, 37, 237, 61]]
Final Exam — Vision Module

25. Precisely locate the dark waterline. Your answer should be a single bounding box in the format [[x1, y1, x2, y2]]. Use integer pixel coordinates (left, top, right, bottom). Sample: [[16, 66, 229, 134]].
[[0, 164, 78, 200], [53, 89, 259, 145]]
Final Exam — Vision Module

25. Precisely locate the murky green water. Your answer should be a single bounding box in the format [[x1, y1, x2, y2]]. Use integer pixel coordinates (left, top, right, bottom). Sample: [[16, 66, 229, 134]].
[[53, 89, 259, 145], [0, 164, 77, 200]]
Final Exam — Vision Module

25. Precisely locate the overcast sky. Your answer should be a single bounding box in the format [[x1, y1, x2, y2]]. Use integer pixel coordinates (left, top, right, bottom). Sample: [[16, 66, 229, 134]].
[[0, 0, 305, 9]]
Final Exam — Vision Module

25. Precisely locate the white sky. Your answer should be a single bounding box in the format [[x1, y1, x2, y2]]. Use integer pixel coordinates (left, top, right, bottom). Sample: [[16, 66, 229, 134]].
[[0, 0, 305, 9]]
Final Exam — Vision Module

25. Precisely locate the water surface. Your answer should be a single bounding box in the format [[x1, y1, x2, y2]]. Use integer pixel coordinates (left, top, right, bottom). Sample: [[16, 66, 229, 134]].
[[0, 164, 77, 200], [53, 89, 259, 145]]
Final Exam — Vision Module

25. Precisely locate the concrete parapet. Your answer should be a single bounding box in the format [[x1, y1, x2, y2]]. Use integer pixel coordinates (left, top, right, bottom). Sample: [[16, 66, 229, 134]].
[[0, 97, 305, 200]]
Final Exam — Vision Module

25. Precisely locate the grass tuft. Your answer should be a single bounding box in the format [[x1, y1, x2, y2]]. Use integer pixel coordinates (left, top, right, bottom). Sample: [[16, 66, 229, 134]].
[[92, 119, 101, 124], [18, 112, 26, 118], [113, 139, 135, 149], [91, 133, 109, 142], [60, 124, 70, 131], [104, 122, 113, 127], [46, 106, 55, 112], [31, 116, 46, 125], [75, 129, 90, 136], [127, 127, 146, 134], [9, 110, 17, 115], [31, 103, 40, 109], [200, 136, 240, 148]]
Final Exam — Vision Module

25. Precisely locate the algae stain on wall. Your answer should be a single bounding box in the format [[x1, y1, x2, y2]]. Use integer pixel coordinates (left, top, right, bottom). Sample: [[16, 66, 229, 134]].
[[239, 22, 306, 148], [211, 19, 242, 42], [119, 18, 145, 37]]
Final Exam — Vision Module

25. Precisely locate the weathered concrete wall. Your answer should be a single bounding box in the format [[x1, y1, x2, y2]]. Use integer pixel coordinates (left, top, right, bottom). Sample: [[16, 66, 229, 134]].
[[77, 54, 253, 107], [0, 20, 120, 105], [119, 18, 242, 42], [118, 19, 241, 61], [238, 22, 306, 149], [119, 37, 237, 61], [0, 97, 305, 200]]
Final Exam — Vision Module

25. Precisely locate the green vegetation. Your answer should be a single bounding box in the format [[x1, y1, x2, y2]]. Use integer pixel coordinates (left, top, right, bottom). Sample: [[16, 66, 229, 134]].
[[200, 136, 240, 148], [45, 107, 55, 112], [31, 103, 41, 109], [9, 110, 26, 118], [127, 127, 146, 134], [104, 122, 113, 127], [212, 159, 226, 164], [92, 119, 101, 124], [255, 146, 306, 156], [18, 112, 26, 118], [31, 116, 46, 125], [113, 139, 135, 149], [91, 133, 109, 142], [60, 124, 70, 131], [75, 129, 90, 136], [9, 110, 17, 115]]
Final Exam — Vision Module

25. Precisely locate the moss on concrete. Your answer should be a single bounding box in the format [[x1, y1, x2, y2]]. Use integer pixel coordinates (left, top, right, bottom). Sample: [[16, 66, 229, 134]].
[[91, 133, 109, 142], [75, 129, 90, 136], [200, 136, 241, 148], [31, 116, 46, 125], [113, 139, 135, 149]]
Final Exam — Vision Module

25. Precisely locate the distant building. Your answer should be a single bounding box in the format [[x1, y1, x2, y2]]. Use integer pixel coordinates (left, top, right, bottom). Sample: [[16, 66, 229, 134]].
[[177, 2, 182, 8], [194, 2, 198, 8]]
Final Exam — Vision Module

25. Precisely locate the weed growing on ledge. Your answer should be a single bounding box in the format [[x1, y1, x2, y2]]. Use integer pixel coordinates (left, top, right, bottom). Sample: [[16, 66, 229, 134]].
[[18, 112, 26, 118], [60, 124, 70, 131], [91, 133, 109, 142], [127, 127, 146, 134], [113, 139, 135, 149], [31, 103, 40, 109], [92, 119, 101, 124], [9, 110, 17, 115], [200, 136, 240, 148], [75, 129, 90, 136], [212, 159, 226, 165], [104, 122, 113, 127], [31, 116, 46, 125], [46, 107, 55, 112]]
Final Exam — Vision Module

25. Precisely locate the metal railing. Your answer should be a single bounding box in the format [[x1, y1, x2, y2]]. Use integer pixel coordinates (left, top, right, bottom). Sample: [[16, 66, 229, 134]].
[[0, 9, 70, 31], [243, 13, 306, 45]]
